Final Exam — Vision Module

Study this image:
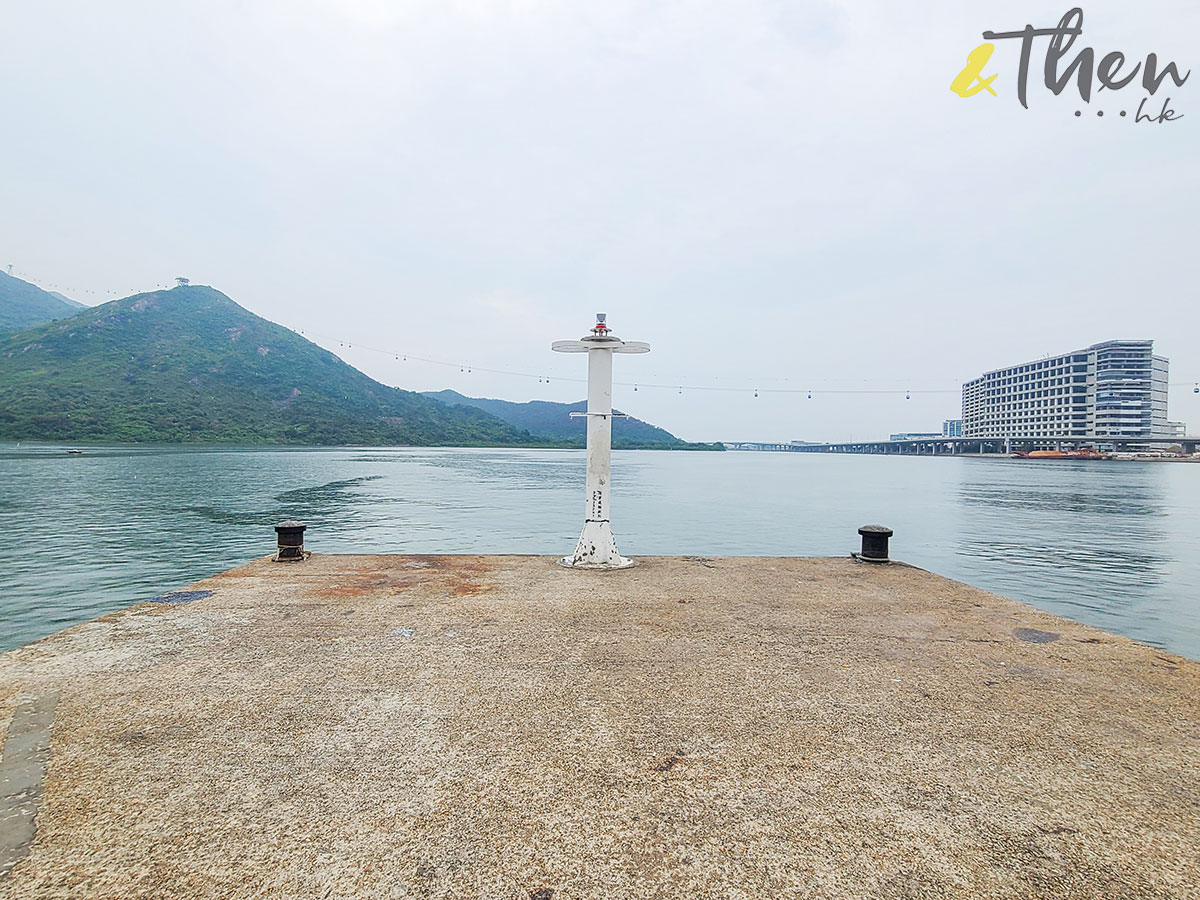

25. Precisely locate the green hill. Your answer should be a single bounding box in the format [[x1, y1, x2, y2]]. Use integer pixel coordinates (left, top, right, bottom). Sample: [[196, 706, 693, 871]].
[[49, 290, 85, 309], [0, 285, 534, 446], [423, 389, 721, 450], [0, 271, 85, 332]]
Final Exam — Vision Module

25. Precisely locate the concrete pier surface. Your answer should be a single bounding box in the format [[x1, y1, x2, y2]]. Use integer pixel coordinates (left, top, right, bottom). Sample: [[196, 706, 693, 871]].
[[1, 556, 1198, 899]]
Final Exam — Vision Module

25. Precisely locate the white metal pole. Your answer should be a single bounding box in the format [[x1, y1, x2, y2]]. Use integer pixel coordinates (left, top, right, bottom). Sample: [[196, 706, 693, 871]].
[[584, 345, 613, 527], [552, 314, 649, 569]]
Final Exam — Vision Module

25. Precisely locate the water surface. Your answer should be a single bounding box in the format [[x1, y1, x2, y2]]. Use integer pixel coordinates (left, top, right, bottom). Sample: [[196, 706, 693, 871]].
[[1, 445, 1197, 659]]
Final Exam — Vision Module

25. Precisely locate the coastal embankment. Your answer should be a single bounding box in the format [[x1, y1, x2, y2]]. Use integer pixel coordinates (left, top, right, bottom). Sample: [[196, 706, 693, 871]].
[[2, 554, 1197, 898]]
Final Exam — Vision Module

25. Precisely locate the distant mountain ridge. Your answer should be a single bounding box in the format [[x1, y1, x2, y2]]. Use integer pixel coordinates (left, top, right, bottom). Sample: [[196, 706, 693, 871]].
[[423, 389, 719, 449], [0, 285, 534, 446], [48, 290, 84, 309], [0, 271, 85, 332]]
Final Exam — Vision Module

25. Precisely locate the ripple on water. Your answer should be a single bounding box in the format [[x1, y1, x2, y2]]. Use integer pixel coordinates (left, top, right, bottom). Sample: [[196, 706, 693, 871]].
[[0, 448, 1197, 660]]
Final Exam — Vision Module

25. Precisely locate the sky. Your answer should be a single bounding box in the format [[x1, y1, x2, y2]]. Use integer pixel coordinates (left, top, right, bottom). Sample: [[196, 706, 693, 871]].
[[1, 0, 1197, 442]]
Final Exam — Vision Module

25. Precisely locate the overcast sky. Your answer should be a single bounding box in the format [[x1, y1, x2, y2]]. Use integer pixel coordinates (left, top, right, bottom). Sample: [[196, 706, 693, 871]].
[[1, 0, 1196, 442]]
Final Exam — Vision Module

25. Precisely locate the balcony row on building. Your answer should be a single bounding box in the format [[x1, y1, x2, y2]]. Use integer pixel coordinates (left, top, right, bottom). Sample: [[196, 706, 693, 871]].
[[961, 340, 1185, 441]]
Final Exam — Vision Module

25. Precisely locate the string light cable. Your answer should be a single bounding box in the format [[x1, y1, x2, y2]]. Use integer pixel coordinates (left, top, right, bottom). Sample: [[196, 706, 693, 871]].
[[290, 327, 1199, 399], [6, 268, 1194, 398]]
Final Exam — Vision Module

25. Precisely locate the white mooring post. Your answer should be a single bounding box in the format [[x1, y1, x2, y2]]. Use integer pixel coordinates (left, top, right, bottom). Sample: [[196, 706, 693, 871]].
[[552, 314, 650, 569]]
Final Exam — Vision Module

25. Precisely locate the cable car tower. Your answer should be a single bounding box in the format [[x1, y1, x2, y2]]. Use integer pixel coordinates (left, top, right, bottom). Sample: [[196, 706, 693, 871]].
[[552, 314, 650, 568]]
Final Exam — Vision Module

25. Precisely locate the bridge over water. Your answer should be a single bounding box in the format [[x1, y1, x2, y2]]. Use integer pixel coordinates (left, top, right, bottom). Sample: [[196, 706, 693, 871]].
[[727, 437, 1200, 456]]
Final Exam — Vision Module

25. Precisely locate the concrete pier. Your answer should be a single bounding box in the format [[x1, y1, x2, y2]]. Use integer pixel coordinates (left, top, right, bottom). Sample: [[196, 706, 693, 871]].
[[1, 555, 1198, 899]]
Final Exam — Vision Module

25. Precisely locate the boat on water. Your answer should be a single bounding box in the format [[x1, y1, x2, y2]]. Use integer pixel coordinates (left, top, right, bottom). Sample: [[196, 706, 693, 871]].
[[1011, 448, 1108, 460], [66, 449, 83, 455]]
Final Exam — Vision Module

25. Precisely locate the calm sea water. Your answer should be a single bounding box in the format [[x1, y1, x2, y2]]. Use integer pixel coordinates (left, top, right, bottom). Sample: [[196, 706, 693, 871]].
[[2, 444, 1198, 659]]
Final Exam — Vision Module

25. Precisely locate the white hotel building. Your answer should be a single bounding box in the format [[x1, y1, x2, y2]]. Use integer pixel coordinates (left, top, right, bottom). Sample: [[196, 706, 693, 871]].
[[962, 340, 1169, 441]]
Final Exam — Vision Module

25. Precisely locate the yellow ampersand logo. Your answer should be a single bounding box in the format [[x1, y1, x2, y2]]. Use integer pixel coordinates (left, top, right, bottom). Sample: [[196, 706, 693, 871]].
[[950, 42, 998, 97]]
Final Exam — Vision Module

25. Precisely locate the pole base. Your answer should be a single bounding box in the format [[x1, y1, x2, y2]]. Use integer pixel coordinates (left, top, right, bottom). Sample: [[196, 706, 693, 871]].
[[559, 521, 635, 569], [559, 556, 636, 569]]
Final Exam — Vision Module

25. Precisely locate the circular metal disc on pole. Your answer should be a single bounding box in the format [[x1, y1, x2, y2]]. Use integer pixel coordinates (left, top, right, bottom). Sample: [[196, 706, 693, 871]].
[[551, 341, 589, 353], [552, 314, 649, 570]]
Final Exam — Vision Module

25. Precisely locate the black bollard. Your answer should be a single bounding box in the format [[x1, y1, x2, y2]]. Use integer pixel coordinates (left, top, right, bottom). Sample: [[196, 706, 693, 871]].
[[857, 524, 893, 563], [274, 520, 308, 562]]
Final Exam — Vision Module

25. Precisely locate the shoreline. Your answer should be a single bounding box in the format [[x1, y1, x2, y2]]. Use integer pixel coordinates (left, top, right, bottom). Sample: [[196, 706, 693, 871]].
[[6, 441, 1199, 461]]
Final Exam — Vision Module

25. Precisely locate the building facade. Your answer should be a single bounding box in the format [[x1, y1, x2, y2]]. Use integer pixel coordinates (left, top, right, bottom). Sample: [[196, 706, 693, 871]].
[[962, 340, 1169, 440], [942, 419, 964, 438]]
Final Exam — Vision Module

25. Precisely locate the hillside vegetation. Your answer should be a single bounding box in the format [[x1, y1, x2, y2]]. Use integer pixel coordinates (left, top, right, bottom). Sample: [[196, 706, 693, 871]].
[[0, 271, 85, 333], [0, 285, 533, 445], [423, 389, 721, 450]]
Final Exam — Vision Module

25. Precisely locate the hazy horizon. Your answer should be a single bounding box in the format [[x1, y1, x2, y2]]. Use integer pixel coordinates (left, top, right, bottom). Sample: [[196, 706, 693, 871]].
[[2, 0, 1196, 443]]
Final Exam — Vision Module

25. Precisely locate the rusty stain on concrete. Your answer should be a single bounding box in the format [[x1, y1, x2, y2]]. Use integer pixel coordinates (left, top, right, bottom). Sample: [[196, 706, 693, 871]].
[[0, 555, 1197, 899]]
